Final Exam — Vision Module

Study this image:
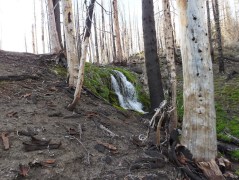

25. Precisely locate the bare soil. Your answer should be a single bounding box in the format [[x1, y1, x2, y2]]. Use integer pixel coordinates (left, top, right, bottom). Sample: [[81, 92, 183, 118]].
[[0, 50, 182, 180]]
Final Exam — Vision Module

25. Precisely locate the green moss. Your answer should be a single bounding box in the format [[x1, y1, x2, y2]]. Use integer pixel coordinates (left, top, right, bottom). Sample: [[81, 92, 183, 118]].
[[84, 63, 112, 101], [217, 133, 231, 142], [230, 150, 239, 160], [51, 65, 67, 77], [177, 90, 184, 122], [235, 169, 239, 176]]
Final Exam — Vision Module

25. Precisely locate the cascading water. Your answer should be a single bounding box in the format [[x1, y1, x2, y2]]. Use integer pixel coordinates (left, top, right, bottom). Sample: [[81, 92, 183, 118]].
[[111, 70, 145, 113]]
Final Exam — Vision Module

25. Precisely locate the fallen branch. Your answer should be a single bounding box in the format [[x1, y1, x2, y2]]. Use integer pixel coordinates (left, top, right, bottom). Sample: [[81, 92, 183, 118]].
[[156, 111, 165, 147], [99, 124, 119, 137], [224, 131, 239, 146], [69, 136, 90, 164], [139, 100, 167, 142]]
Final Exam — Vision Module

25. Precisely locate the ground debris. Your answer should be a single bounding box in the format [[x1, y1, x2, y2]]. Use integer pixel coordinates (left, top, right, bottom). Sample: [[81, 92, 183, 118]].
[[23, 136, 61, 151], [18, 164, 30, 177], [6, 111, 18, 118], [97, 140, 117, 151], [1, 132, 10, 150]]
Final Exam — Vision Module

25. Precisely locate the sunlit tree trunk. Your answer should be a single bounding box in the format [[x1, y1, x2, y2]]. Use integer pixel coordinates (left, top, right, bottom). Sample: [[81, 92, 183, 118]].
[[32, 24, 36, 54], [178, 0, 217, 162], [206, 0, 214, 63], [62, 0, 79, 87], [41, 0, 45, 53], [33, 0, 38, 54], [47, 0, 62, 53], [162, 0, 177, 132], [110, 0, 116, 61], [68, 0, 96, 110], [113, 0, 123, 64], [142, 0, 164, 111], [93, 13, 99, 64]]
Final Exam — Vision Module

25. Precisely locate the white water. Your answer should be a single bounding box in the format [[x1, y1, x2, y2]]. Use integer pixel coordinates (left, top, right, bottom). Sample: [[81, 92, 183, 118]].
[[111, 70, 145, 113]]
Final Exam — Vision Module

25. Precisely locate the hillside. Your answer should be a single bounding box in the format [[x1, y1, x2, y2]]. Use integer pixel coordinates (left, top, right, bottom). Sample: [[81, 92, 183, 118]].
[[0, 50, 238, 179]]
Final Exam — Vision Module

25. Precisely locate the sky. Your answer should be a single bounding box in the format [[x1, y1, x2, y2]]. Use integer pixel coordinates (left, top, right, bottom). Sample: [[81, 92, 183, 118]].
[[0, 0, 143, 53]]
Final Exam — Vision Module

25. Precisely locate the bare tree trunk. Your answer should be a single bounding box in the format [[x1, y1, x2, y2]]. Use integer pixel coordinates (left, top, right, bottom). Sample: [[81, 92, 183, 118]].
[[33, 0, 38, 54], [24, 33, 28, 52], [212, 0, 225, 73], [68, 0, 96, 110], [110, 0, 116, 61], [47, 0, 62, 53], [101, 0, 106, 64], [53, 0, 62, 48], [162, 0, 177, 133], [62, 0, 79, 87], [41, 0, 45, 53], [113, 0, 123, 64], [178, 0, 218, 162], [142, 0, 164, 111], [93, 13, 99, 64], [206, 0, 214, 63], [32, 24, 36, 54]]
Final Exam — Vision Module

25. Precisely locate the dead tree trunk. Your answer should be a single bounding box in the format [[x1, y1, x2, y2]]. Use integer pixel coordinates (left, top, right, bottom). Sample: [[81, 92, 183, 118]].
[[113, 0, 123, 64], [162, 0, 177, 132], [212, 0, 225, 73], [142, 0, 164, 111], [206, 0, 214, 63]]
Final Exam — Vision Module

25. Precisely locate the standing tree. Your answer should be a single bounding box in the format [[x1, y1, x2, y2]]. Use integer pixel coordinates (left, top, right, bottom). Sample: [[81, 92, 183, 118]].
[[68, 0, 96, 110], [47, 0, 62, 53], [162, 0, 177, 132], [53, 0, 62, 48], [177, 0, 220, 167], [41, 0, 45, 53], [212, 0, 224, 73], [62, 0, 79, 87], [113, 0, 123, 64], [206, 0, 214, 62], [142, 0, 164, 111]]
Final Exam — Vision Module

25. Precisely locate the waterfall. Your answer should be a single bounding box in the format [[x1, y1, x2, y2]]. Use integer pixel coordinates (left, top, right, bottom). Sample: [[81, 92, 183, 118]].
[[111, 70, 145, 113]]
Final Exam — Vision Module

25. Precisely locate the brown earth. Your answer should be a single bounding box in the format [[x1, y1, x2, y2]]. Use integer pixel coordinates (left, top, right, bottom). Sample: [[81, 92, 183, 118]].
[[0, 50, 183, 180]]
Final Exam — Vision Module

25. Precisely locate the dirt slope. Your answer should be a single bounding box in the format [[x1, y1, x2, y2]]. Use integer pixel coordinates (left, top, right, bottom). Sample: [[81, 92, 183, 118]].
[[0, 50, 182, 180]]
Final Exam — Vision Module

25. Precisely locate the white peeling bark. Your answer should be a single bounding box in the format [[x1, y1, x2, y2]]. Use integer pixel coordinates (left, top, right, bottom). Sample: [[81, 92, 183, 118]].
[[177, 0, 217, 161], [47, 0, 61, 53], [62, 0, 79, 87]]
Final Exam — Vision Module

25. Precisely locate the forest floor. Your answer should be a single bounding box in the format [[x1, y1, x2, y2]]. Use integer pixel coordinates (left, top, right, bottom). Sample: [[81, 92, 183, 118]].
[[0, 50, 238, 180]]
